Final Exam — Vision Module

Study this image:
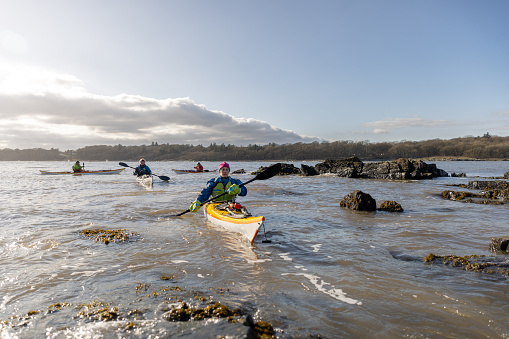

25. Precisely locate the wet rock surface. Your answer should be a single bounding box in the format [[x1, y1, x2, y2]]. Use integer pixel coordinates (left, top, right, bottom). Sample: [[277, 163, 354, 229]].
[[340, 190, 377, 211], [442, 180, 509, 204], [489, 237, 509, 254], [289, 157, 448, 179], [251, 157, 448, 180], [377, 200, 404, 212], [424, 253, 509, 277]]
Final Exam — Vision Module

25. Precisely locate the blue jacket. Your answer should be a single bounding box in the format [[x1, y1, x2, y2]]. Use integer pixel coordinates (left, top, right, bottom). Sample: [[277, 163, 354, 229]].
[[133, 164, 152, 176], [196, 176, 247, 203]]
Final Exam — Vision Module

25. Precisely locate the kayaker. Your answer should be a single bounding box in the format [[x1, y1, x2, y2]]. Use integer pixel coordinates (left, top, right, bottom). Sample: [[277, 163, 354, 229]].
[[194, 162, 204, 172], [189, 162, 246, 212], [133, 158, 152, 176], [72, 161, 84, 172]]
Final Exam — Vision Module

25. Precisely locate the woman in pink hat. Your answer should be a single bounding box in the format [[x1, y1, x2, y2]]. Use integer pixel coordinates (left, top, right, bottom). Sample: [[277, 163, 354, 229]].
[[189, 162, 247, 213]]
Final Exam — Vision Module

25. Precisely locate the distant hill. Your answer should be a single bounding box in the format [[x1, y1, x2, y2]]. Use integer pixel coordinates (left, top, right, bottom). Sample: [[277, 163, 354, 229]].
[[2, 134, 508, 161]]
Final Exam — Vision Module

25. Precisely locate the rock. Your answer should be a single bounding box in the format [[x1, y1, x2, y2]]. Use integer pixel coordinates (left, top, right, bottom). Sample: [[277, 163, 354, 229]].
[[360, 158, 446, 179], [279, 163, 301, 175], [314, 157, 363, 177], [377, 200, 404, 212], [232, 169, 245, 174], [451, 172, 467, 177], [309, 157, 448, 179], [489, 237, 509, 253], [467, 180, 509, 190], [340, 190, 376, 211], [300, 164, 319, 176], [505, 171, 509, 179], [440, 190, 505, 204], [251, 163, 299, 176]]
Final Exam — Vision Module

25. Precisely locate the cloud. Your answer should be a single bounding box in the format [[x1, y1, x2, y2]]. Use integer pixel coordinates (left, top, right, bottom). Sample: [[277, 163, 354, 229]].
[[365, 117, 452, 131], [0, 62, 318, 149], [349, 117, 454, 137]]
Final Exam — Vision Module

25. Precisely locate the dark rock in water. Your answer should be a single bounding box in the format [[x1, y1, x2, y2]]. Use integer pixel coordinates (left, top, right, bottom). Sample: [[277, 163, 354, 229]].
[[361, 158, 447, 180], [424, 253, 509, 276], [251, 163, 299, 176], [467, 180, 509, 190], [300, 164, 319, 176], [451, 172, 467, 177], [441, 190, 479, 201], [308, 157, 448, 179], [489, 237, 509, 254], [279, 163, 301, 175], [440, 190, 505, 205], [232, 169, 246, 174], [340, 190, 376, 211], [314, 157, 363, 178], [505, 171, 509, 179], [377, 200, 404, 212]]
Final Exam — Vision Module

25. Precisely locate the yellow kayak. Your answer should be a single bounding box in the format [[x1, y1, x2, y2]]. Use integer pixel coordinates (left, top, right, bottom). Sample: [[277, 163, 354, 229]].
[[203, 202, 264, 243]]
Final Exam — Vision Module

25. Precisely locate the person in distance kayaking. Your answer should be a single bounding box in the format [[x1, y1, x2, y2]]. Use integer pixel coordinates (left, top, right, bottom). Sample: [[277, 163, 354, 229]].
[[72, 161, 84, 172], [133, 158, 152, 176], [194, 162, 204, 172], [189, 162, 246, 212]]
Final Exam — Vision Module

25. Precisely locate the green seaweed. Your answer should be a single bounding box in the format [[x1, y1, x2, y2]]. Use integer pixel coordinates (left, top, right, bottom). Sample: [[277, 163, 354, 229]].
[[425, 253, 509, 276], [79, 229, 139, 244]]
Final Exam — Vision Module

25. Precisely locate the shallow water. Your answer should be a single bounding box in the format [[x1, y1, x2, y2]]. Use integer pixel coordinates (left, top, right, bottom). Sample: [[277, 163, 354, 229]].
[[1, 160, 509, 338]]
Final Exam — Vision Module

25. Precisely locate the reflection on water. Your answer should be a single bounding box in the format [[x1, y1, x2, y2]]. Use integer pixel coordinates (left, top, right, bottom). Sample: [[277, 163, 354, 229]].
[[1, 161, 509, 338]]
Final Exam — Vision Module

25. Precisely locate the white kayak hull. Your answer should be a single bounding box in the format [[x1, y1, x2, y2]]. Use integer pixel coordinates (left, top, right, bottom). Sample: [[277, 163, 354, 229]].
[[136, 174, 153, 187]]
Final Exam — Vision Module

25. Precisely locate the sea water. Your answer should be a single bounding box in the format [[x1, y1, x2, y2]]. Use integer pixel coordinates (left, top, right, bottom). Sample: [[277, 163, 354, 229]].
[[1, 161, 508, 338]]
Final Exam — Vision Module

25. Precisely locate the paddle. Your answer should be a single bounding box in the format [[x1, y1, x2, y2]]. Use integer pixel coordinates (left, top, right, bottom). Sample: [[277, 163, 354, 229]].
[[118, 162, 170, 181], [168, 162, 282, 217]]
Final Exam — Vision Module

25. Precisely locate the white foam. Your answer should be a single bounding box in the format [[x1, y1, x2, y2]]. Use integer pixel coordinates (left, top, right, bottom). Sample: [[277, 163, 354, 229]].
[[279, 253, 292, 261], [171, 260, 188, 264], [283, 273, 362, 305], [311, 244, 322, 252]]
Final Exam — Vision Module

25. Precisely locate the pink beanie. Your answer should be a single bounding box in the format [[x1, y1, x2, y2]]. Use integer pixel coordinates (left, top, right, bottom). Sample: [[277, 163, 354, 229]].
[[218, 162, 230, 171]]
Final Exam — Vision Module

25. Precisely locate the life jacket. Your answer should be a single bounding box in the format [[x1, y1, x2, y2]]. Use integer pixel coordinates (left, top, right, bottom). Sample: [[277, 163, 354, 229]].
[[136, 165, 150, 176], [212, 178, 236, 202]]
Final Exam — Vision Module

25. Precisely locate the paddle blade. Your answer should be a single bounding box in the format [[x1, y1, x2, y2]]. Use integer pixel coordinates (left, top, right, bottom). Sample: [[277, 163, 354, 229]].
[[119, 162, 128, 167], [158, 175, 170, 181], [254, 163, 282, 180], [168, 209, 191, 217]]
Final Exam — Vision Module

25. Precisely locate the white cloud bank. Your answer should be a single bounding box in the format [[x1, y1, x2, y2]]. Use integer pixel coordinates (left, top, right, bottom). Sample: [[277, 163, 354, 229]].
[[364, 116, 453, 134], [0, 61, 318, 150]]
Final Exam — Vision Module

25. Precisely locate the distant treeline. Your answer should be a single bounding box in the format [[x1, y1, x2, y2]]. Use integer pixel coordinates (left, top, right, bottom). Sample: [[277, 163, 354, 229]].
[[2, 134, 509, 161]]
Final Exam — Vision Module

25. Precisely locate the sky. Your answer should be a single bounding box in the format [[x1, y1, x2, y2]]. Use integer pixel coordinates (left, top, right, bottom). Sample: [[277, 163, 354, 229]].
[[1, 0, 509, 150]]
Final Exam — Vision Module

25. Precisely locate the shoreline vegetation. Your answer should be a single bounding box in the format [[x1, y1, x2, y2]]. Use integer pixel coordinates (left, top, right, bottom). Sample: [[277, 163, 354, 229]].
[[2, 134, 509, 162]]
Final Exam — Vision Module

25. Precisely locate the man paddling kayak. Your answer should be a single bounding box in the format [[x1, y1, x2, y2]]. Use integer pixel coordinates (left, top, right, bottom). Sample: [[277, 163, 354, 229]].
[[133, 158, 152, 176], [72, 161, 84, 172], [194, 162, 204, 172], [189, 162, 246, 212]]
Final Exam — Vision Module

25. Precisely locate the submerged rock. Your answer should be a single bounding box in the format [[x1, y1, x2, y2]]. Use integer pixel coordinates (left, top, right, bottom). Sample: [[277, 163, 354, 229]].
[[424, 253, 509, 277], [467, 180, 509, 190]]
